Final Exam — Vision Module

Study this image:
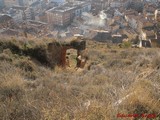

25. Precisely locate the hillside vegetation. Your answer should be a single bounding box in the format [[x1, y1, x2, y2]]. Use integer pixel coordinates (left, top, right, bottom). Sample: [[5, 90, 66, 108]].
[[0, 37, 160, 120]]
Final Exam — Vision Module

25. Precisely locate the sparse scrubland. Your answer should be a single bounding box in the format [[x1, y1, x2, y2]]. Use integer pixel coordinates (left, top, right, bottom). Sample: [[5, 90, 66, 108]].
[[0, 36, 160, 120]]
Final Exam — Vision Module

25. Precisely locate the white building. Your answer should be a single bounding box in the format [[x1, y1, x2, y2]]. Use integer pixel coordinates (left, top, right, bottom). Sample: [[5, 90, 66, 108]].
[[74, 1, 91, 17]]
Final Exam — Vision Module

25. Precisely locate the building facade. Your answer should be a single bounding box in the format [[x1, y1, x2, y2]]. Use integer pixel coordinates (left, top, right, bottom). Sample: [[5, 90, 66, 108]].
[[46, 6, 75, 26], [46, 1, 91, 27], [74, 2, 91, 17]]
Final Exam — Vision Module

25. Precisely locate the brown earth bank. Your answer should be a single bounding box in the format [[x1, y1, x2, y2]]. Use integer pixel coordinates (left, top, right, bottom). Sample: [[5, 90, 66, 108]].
[[0, 37, 160, 120]]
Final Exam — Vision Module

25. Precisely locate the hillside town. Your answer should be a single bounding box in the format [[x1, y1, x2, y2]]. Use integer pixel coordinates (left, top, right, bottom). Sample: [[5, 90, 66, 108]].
[[0, 0, 160, 47]]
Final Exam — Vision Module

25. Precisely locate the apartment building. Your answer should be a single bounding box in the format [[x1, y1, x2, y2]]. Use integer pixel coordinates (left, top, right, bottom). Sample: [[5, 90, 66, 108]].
[[46, 1, 91, 27], [46, 6, 75, 27]]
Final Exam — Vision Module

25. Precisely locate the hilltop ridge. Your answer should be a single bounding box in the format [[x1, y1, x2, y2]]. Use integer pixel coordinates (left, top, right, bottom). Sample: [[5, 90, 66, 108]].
[[0, 37, 160, 119]]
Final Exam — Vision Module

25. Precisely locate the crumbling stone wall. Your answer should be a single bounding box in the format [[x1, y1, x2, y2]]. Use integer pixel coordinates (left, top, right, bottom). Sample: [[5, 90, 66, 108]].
[[48, 43, 65, 67], [47, 39, 87, 68]]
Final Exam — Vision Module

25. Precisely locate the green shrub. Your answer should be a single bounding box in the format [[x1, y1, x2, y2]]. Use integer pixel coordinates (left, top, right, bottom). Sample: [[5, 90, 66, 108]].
[[120, 41, 132, 48]]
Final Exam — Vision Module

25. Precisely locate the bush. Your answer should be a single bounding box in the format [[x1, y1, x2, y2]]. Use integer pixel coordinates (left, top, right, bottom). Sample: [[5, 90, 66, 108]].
[[120, 41, 132, 48]]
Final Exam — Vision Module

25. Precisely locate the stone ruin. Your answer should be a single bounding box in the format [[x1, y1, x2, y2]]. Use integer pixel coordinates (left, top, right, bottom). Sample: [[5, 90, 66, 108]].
[[47, 38, 87, 68]]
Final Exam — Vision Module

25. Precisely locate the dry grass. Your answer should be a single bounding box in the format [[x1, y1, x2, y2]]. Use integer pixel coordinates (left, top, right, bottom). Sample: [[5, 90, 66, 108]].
[[0, 38, 160, 120]]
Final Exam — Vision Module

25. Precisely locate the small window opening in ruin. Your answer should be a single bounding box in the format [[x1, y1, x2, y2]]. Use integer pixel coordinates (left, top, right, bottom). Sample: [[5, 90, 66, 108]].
[[66, 49, 77, 68]]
